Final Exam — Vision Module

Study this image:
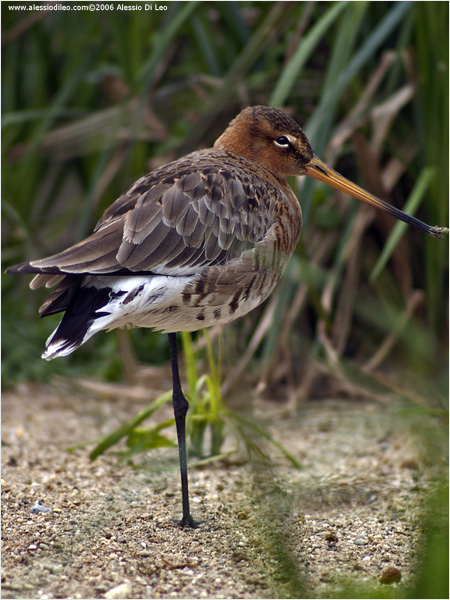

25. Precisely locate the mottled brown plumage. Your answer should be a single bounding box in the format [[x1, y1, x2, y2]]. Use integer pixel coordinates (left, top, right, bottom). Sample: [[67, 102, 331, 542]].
[[6, 105, 448, 527]]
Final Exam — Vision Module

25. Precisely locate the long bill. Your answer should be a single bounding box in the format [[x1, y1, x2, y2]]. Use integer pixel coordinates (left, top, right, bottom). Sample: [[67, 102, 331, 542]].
[[304, 156, 449, 240]]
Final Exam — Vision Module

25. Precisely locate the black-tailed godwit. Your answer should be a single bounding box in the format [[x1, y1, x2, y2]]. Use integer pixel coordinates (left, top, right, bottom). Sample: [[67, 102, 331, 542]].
[[7, 106, 448, 527]]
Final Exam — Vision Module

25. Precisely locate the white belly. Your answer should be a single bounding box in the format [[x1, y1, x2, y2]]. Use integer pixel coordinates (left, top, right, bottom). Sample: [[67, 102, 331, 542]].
[[42, 262, 281, 360]]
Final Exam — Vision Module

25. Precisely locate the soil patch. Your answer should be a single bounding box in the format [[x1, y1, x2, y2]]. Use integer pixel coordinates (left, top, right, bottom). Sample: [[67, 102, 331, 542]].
[[1, 381, 435, 598]]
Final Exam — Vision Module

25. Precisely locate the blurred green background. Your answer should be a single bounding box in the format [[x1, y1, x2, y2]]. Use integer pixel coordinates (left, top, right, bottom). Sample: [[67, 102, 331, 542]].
[[2, 1, 448, 597], [2, 1, 448, 393]]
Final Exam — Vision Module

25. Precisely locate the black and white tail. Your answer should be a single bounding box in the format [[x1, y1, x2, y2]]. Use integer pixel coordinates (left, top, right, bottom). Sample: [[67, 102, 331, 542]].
[[42, 284, 114, 360]]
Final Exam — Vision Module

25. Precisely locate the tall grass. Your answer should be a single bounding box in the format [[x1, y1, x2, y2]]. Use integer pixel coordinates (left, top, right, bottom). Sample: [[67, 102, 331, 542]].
[[3, 1, 447, 383], [2, 2, 448, 596]]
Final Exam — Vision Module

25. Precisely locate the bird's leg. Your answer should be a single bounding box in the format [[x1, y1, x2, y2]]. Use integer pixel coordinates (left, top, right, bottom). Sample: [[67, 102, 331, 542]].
[[167, 332, 198, 528]]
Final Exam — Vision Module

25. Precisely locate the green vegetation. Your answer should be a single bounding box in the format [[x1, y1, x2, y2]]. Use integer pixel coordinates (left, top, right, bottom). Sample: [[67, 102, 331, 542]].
[[2, 2, 448, 597]]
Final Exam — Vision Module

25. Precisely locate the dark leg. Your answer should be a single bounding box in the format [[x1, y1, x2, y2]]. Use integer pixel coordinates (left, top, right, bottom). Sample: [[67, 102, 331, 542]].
[[168, 332, 198, 528]]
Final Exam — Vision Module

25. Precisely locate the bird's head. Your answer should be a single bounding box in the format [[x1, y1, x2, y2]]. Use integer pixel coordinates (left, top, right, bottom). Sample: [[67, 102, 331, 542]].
[[214, 105, 315, 178], [214, 106, 448, 239]]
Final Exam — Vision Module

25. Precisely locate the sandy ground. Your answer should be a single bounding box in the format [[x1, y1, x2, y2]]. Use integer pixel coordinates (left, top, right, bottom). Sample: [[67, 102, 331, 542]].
[[1, 378, 439, 599]]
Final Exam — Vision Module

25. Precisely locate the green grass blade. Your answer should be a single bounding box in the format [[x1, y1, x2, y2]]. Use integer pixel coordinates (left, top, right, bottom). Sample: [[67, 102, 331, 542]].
[[270, 1, 348, 108], [139, 1, 201, 86], [370, 167, 436, 282], [230, 413, 302, 469], [306, 1, 413, 139], [179, 3, 292, 152], [89, 390, 171, 460], [123, 419, 176, 459], [180, 331, 198, 400], [204, 329, 222, 422]]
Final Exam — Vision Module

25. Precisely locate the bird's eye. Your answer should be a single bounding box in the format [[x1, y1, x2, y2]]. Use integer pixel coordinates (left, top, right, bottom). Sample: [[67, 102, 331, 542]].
[[274, 136, 291, 147]]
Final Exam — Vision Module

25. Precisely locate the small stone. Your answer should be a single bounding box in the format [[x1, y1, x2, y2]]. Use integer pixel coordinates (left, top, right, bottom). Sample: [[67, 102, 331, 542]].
[[232, 550, 247, 562], [354, 539, 368, 546], [104, 582, 132, 599], [380, 566, 402, 584], [40, 561, 63, 574], [31, 502, 52, 514], [400, 459, 419, 470]]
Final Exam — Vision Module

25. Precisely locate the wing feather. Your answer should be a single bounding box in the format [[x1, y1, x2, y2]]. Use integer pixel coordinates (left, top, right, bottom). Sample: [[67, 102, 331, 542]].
[[16, 150, 285, 279]]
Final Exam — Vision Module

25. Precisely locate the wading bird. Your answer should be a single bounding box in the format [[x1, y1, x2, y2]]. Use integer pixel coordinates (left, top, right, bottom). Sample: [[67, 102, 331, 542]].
[[7, 106, 448, 528]]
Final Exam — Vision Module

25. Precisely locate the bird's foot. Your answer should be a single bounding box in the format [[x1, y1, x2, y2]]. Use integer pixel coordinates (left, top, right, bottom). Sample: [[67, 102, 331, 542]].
[[177, 514, 200, 529]]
